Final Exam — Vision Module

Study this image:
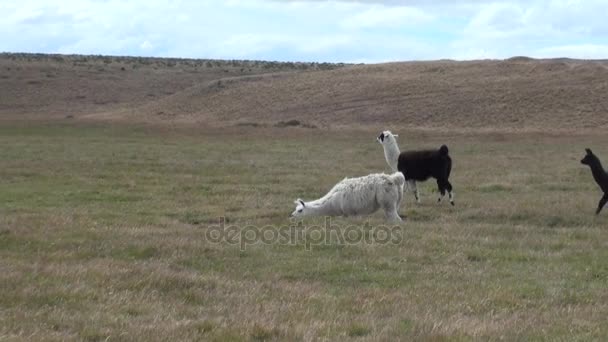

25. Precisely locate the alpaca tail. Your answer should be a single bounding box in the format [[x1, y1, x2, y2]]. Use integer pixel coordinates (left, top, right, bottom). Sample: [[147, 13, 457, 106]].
[[439, 144, 449, 156], [389, 172, 406, 187]]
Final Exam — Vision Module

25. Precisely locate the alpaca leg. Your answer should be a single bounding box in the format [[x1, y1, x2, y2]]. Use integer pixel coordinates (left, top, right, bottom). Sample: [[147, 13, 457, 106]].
[[384, 204, 402, 222], [448, 190, 455, 206], [437, 179, 446, 203], [442, 179, 454, 205], [381, 187, 403, 222], [596, 193, 608, 215], [408, 180, 419, 203], [396, 184, 405, 219], [445, 180, 455, 206]]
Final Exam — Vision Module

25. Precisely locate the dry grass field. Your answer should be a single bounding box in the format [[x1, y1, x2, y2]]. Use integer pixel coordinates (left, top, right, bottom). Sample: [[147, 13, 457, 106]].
[[1, 54, 608, 341]]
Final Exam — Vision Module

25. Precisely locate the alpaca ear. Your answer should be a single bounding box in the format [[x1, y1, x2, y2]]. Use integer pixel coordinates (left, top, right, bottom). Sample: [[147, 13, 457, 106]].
[[294, 199, 305, 207], [299, 199, 305, 207], [586, 148, 592, 154], [393, 134, 399, 138]]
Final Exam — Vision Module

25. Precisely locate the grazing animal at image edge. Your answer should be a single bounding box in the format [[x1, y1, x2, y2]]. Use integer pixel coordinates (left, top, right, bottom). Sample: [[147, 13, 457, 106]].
[[290, 172, 405, 222], [377, 130, 454, 205], [580, 148, 608, 215]]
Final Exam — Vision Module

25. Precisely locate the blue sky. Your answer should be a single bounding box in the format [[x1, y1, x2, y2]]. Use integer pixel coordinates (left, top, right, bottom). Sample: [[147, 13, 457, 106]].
[[1, 0, 607, 63]]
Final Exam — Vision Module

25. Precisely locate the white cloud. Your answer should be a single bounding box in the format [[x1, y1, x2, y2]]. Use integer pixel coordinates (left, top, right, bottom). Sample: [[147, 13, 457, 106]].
[[535, 44, 608, 59], [276, 0, 521, 5], [140, 40, 153, 50], [450, 0, 608, 59], [0, 0, 607, 62], [296, 35, 356, 54], [341, 5, 434, 29]]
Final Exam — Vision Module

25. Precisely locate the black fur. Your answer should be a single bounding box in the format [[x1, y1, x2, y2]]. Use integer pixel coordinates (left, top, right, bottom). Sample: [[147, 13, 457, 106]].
[[398, 144, 453, 204], [581, 148, 608, 215]]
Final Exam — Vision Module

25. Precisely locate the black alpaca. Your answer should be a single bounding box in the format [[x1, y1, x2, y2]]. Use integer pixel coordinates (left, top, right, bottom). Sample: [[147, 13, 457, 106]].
[[398, 145, 454, 205], [378, 131, 454, 205], [581, 148, 608, 215]]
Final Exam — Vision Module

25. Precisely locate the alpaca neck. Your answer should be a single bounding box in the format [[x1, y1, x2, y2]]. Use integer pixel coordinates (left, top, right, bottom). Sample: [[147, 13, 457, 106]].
[[304, 196, 335, 217], [589, 159, 607, 184], [383, 141, 401, 172]]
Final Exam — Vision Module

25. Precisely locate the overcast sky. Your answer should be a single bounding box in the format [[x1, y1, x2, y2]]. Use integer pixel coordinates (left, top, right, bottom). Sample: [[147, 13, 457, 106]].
[[1, 0, 607, 63]]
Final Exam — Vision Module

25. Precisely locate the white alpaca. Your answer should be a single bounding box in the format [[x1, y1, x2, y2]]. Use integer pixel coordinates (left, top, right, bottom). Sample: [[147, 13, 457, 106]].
[[378, 131, 400, 172], [377, 130, 419, 201], [290, 172, 405, 222]]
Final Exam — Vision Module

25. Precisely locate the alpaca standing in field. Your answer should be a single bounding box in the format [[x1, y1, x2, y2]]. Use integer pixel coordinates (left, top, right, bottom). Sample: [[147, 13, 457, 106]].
[[377, 130, 454, 205], [580, 148, 608, 215], [290, 172, 405, 222]]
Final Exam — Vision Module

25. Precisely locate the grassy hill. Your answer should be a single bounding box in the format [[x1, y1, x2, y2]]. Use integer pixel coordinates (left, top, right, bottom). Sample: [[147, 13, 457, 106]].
[[2, 53, 608, 131], [0, 53, 344, 121]]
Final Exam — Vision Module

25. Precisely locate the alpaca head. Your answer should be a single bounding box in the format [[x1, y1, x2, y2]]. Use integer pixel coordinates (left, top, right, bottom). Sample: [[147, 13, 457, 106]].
[[290, 199, 307, 218], [581, 148, 599, 166], [376, 130, 398, 146]]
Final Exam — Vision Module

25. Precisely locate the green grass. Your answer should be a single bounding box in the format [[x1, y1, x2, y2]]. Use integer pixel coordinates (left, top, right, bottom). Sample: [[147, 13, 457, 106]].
[[1, 122, 608, 341]]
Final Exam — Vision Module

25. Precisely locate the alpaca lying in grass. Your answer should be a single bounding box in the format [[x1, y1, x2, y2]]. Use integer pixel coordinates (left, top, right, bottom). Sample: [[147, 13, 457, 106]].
[[580, 148, 608, 215], [377, 130, 454, 205], [290, 172, 405, 222]]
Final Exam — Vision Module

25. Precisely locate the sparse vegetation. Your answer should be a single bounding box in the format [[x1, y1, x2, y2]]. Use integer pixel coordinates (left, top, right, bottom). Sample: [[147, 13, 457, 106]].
[[0, 53, 346, 72], [275, 120, 317, 129], [235, 121, 267, 128]]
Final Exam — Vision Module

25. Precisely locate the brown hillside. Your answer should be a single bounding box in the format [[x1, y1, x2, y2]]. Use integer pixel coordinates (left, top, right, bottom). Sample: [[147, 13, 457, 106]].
[[2, 53, 608, 131], [0, 53, 341, 120], [116, 59, 608, 131]]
